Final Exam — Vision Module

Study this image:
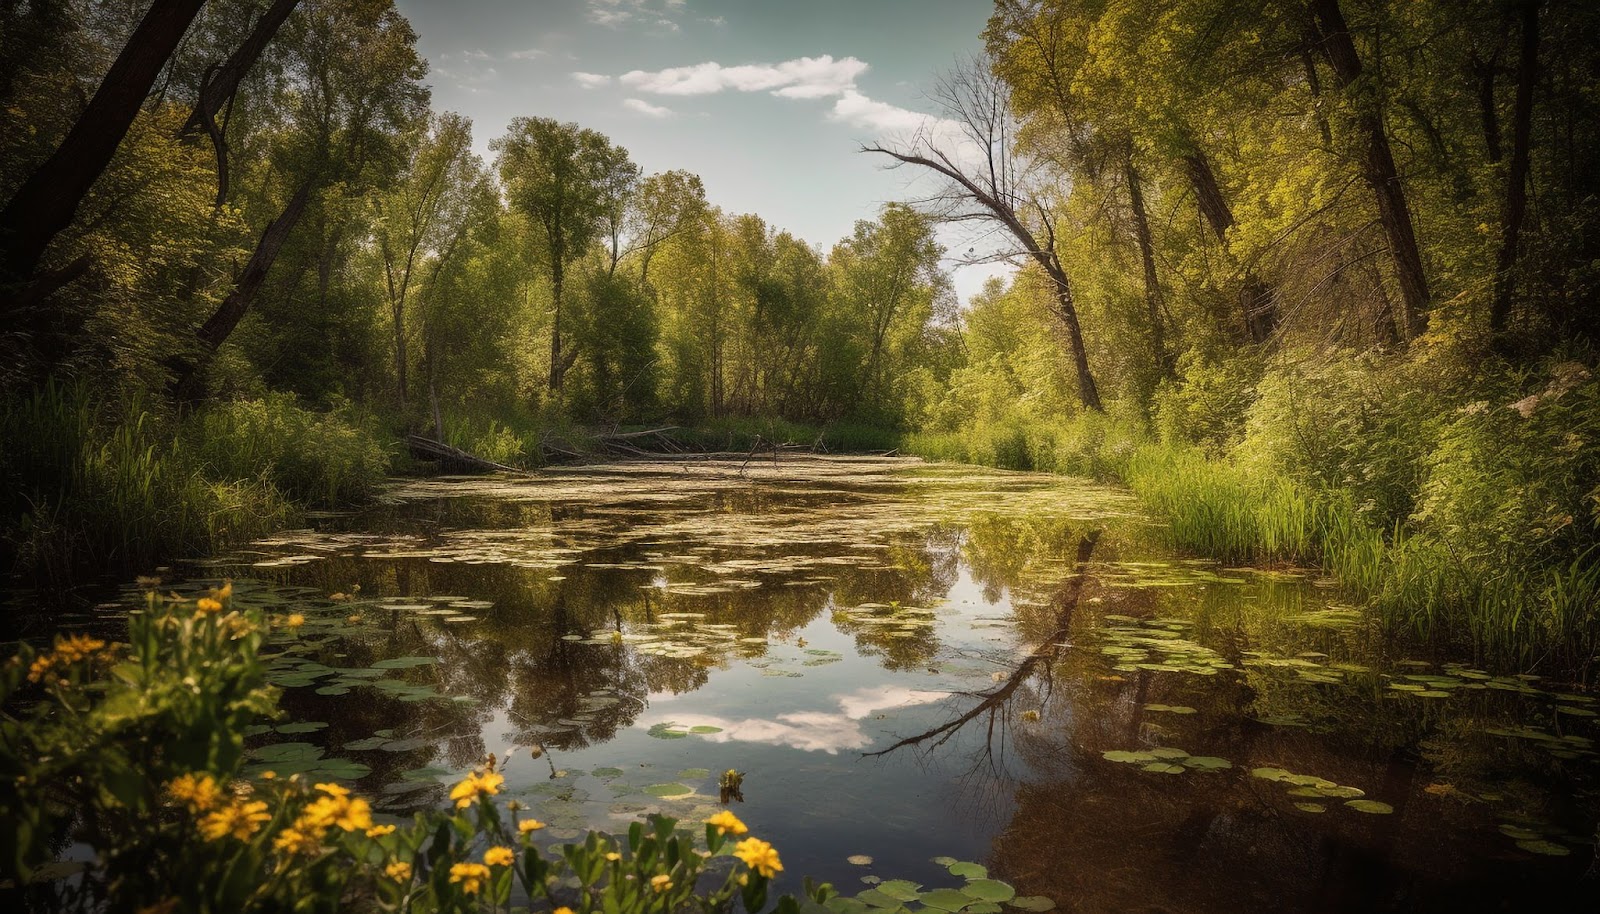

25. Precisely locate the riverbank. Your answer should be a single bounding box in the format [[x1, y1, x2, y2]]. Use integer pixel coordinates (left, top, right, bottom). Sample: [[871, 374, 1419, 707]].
[[904, 348, 1600, 679]]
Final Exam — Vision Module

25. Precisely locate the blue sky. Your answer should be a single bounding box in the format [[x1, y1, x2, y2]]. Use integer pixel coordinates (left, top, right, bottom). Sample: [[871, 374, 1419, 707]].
[[393, 0, 1009, 300]]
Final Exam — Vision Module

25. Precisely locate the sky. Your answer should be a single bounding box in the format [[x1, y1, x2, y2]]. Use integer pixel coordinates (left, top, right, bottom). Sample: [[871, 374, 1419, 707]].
[[393, 0, 1010, 301]]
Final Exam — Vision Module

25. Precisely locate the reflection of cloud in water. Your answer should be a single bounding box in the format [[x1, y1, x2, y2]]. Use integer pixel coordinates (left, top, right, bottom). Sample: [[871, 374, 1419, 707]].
[[642, 685, 948, 754]]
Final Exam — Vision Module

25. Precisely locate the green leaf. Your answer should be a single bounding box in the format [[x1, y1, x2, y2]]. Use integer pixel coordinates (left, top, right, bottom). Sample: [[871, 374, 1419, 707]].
[[1006, 898, 1056, 912], [921, 888, 974, 911], [961, 881, 1015, 904], [1343, 800, 1393, 814], [876, 881, 922, 902], [948, 861, 986, 879]]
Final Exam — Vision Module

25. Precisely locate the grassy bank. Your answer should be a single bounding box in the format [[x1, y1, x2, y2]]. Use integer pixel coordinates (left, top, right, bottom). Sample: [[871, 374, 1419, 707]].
[[0, 382, 391, 585], [906, 349, 1600, 678]]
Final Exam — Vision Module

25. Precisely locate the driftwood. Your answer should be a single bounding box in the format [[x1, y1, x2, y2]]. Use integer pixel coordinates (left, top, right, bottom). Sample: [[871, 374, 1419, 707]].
[[405, 435, 526, 474]]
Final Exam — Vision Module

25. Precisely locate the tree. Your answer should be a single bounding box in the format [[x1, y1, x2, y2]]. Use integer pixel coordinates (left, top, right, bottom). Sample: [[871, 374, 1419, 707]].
[[865, 60, 1103, 411], [373, 111, 478, 407], [493, 118, 636, 392], [1309, 0, 1431, 340], [0, 0, 209, 367]]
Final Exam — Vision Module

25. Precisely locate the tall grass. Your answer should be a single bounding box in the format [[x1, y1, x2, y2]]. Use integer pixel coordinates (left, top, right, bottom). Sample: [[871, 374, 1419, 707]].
[[909, 421, 1600, 677], [1, 382, 392, 583]]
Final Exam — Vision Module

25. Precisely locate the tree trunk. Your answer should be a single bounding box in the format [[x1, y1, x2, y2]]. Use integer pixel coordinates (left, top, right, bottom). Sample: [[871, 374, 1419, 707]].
[[1490, 1, 1540, 333], [0, 0, 208, 339], [1311, 0, 1430, 341], [1470, 46, 1505, 164], [393, 308, 408, 407], [548, 259, 565, 391], [1183, 150, 1280, 341], [1125, 158, 1170, 374], [181, 0, 301, 209], [1044, 261, 1102, 412], [171, 177, 313, 399]]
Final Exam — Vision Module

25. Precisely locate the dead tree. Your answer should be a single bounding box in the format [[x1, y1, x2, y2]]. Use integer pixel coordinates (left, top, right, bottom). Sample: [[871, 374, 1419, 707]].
[[863, 60, 1102, 412]]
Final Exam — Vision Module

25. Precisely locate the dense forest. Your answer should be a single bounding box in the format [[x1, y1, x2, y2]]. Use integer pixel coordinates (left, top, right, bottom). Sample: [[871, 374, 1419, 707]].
[[2, 0, 1598, 672]]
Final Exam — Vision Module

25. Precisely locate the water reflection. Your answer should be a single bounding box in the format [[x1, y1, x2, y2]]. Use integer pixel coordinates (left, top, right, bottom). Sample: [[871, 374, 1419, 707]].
[[75, 457, 1599, 911]]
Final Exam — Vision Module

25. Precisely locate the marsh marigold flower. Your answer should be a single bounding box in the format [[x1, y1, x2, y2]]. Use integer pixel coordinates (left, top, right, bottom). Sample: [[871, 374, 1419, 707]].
[[518, 818, 545, 834], [449, 770, 504, 809], [366, 824, 396, 837], [449, 862, 491, 894], [484, 846, 515, 867], [707, 810, 748, 836], [285, 613, 306, 629], [733, 837, 783, 879], [196, 598, 223, 615], [200, 799, 271, 841], [386, 861, 412, 882], [273, 827, 319, 855], [651, 874, 673, 893], [166, 773, 222, 813]]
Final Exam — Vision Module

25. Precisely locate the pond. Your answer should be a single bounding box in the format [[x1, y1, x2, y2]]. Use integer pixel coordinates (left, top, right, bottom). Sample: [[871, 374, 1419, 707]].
[[82, 456, 1600, 910]]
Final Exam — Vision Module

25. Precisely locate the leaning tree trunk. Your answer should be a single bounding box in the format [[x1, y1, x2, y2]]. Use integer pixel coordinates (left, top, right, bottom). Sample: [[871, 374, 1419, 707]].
[[170, 178, 313, 400], [1490, 0, 1540, 333], [1183, 149, 1280, 342], [1311, 0, 1430, 341], [0, 0, 208, 332], [1125, 158, 1171, 374], [1044, 259, 1102, 412], [181, 0, 301, 210]]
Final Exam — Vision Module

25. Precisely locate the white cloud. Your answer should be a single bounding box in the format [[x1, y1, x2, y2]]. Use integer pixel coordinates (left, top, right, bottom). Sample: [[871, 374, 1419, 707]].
[[587, 0, 685, 30], [829, 89, 933, 134], [572, 71, 612, 89], [588, 8, 632, 27], [623, 97, 674, 118], [637, 686, 948, 755], [507, 48, 545, 61], [620, 55, 869, 98]]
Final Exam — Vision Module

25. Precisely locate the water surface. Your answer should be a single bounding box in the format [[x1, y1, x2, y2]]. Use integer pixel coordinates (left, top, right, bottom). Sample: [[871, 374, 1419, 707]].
[[111, 457, 1600, 910]]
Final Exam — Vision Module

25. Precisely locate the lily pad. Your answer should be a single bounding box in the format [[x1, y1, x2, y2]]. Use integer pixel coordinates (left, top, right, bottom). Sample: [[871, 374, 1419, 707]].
[[643, 783, 693, 798], [1517, 839, 1571, 856], [1344, 800, 1393, 815], [948, 861, 987, 879], [1007, 898, 1056, 912], [921, 889, 975, 911], [962, 881, 1016, 904], [876, 880, 923, 902], [847, 855, 874, 866]]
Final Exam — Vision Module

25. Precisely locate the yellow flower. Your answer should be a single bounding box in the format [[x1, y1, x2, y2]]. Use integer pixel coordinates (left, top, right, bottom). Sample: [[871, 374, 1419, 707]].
[[449, 770, 505, 809], [215, 581, 234, 600], [199, 799, 271, 841], [483, 845, 515, 867], [54, 633, 107, 663], [518, 818, 545, 834], [651, 874, 673, 893], [197, 598, 223, 615], [386, 861, 412, 882], [707, 810, 748, 836], [315, 782, 350, 798], [366, 824, 396, 837], [286, 613, 306, 629], [555, 908, 575, 914], [733, 837, 783, 879], [166, 773, 222, 813], [260, 771, 277, 780], [273, 827, 319, 855], [297, 793, 372, 833], [605, 851, 621, 862], [26, 654, 53, 683], [449, 862, 491, 894]]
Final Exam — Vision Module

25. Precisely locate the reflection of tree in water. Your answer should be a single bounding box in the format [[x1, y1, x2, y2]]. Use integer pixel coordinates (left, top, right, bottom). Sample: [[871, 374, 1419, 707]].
[[962, 513, 1101, 602], [866, 533, 1597, 913]]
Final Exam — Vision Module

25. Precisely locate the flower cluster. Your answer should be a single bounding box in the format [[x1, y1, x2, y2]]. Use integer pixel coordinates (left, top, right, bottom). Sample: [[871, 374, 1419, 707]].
[[449, 768, 505, 809], [26, 632, 109, 682], [272, 783, 374, 855], [199, 798, 271, 841], [733, 836, 784, 879]]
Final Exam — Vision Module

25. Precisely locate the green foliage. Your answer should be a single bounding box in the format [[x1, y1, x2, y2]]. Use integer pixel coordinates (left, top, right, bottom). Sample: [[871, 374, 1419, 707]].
[[187, 393, 392, 506], [0, 381, 293, 581]]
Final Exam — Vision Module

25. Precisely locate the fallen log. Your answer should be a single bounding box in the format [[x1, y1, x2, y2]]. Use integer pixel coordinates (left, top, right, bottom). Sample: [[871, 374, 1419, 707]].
[[405, 435, 526, 475]]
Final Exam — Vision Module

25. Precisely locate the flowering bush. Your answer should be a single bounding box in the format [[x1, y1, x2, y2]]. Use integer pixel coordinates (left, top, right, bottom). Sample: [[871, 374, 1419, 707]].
[[0, 590, 822, 914]]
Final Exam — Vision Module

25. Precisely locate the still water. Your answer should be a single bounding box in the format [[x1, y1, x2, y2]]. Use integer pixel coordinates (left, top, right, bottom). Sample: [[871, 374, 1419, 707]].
[[119, 457, 1597, 911]]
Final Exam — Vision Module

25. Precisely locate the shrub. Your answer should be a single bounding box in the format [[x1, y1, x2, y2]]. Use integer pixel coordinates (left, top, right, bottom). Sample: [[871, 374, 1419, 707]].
[[188, 393, 392, 506]]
